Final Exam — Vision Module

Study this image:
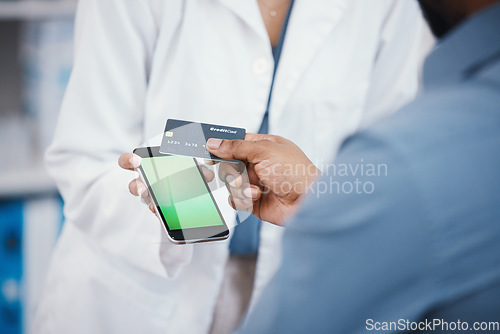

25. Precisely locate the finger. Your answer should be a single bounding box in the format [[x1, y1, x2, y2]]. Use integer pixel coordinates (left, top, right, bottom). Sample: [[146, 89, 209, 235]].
[[129, 178, 148, 198], [129, 178, 139, 196], [219, 164, 244, 188], [140, 188, 152, 205], [244, 133, 283, 143], [243, 185, 261, 201], [228, 196, 236, 210], [119, 153, 142, 171], [229, 184, 258, 202], [204, 159, 219, 166], [206, 138, 274, 163], [141, 187, 150, 201], [233, 196, 253, 212], [226, 174, 243, 188], [218, 160, 247, 180], [225, 174, 251, 199], [148, 203, 156, 214], [200, 165, 215, 182], [225, 182, 245, 200], [228, 196, 253, 212], [246, 164, 262, 188]]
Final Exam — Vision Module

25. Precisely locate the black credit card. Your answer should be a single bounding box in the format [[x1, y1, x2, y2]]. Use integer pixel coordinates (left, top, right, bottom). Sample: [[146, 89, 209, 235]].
[[159, 119, 246, 160]]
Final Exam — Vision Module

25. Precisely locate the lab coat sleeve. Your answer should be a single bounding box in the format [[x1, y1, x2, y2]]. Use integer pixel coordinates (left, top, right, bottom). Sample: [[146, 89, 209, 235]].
[[361, 0, 434, 127], [46, 0, 193, 278]]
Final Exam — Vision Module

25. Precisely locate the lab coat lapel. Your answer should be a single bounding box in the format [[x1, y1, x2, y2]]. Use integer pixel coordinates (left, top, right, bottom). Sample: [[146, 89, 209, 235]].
[[217, 0, 270, 43], [270, 0, 348, 121]]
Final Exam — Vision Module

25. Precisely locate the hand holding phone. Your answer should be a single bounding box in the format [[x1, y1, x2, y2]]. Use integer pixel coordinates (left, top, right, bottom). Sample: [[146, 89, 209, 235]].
[[120, 152, 216, 213], [130, 147, 231, 244]]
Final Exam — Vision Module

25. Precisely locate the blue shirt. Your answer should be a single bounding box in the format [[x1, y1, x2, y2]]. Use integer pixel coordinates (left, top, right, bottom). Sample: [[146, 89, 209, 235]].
[[239, 4, 500, 333], [229, 0, 295, 255]]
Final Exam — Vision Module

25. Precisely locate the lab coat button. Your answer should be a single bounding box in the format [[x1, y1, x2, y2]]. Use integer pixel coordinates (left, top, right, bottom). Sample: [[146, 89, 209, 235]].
[[252, 58, 269, 75]]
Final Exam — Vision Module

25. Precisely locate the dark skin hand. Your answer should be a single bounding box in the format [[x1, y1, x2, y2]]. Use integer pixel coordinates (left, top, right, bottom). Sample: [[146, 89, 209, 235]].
[[206, 133, 320, 226]]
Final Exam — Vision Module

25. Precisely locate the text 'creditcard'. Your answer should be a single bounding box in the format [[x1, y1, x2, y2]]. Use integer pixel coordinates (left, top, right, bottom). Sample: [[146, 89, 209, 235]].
[[159, 119, 246, 160]]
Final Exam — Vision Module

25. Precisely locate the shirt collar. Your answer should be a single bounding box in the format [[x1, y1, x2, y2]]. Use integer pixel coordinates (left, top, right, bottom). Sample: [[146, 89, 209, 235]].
[[423, 3, 500, 88]]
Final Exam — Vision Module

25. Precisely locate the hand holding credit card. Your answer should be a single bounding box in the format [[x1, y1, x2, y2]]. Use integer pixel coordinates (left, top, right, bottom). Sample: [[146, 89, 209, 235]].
[[121, 119, 251, 243], [160, 119, 246, 160]]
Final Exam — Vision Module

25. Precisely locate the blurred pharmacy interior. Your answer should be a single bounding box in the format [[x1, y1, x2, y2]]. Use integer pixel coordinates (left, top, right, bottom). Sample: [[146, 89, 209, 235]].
[[0, 1, 439, 333], [0, 1, 77, 333]]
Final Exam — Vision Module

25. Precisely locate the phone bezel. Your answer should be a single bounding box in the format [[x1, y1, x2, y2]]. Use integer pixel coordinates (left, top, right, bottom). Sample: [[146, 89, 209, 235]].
[[133, 146, 229, 244]]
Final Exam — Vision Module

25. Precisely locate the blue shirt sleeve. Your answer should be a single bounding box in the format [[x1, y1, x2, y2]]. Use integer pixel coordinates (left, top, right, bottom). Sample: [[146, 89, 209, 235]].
[[237, 80, 500, 332], [237, 129, 438, 333]]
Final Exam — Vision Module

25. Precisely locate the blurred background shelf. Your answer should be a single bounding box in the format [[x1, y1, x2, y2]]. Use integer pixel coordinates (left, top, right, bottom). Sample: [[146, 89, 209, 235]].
[[0, 3, 74, 331], [0, 167, 57, 198], [0, 1, 77, 20]]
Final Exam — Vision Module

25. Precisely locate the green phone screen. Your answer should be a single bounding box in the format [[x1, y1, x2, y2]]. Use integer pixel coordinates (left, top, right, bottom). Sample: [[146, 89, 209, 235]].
[[140, 155, 224, 230]]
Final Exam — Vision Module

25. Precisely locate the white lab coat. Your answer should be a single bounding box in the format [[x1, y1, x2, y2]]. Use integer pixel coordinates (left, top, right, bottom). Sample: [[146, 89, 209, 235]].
[[34, 0, 430, 333]]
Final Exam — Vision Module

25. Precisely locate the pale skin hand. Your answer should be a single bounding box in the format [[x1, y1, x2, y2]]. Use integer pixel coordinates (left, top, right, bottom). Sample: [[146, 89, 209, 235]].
[[118, 153, 156, 214], [118, 153, 216, 215], [206, 133, 320, 226]]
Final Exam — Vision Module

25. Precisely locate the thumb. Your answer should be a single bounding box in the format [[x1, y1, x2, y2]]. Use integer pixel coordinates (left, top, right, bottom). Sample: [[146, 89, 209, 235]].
[[206, 138, 272, 164]]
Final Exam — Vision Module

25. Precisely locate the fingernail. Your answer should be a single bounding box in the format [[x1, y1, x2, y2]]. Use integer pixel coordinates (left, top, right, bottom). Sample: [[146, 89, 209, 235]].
[[244, 187, 258, 198], [207, 138, 223, 150], [130, 155, 142, 168], [138, 185, 146, 198]]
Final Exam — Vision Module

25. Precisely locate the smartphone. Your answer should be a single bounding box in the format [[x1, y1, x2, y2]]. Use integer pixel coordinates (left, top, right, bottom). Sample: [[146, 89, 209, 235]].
[[133, 146, 229, 244]]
